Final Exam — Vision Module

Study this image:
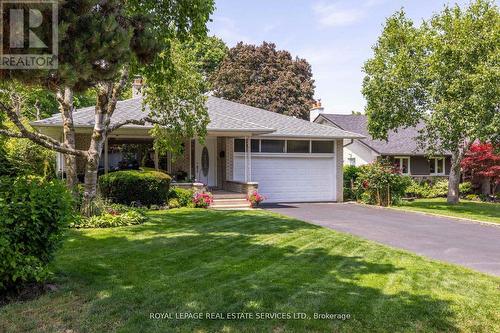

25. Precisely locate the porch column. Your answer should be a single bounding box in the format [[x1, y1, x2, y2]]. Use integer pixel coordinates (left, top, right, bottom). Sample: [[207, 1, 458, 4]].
[[104, 138, 109, 174], [247, 137, 252, 182]]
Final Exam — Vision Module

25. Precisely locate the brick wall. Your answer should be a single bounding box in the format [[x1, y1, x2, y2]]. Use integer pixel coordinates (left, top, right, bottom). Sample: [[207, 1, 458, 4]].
[[170, 139, 191, 177], [224, 180, 258, 196]]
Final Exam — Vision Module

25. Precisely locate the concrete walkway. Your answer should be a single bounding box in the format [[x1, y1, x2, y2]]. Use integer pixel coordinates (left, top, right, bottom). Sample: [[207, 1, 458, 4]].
[[264, 202, 500, 276]]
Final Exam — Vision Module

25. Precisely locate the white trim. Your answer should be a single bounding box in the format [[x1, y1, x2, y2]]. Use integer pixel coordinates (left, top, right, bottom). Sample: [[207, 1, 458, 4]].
[[394, 156, 411, 175], [429, 157, 446, 176], [234, 152, 334, 158], [233, 138, 335, 155]]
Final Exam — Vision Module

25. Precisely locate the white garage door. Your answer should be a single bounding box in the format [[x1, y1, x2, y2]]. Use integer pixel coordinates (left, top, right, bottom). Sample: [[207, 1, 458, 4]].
[[234, 155, 336, 202]]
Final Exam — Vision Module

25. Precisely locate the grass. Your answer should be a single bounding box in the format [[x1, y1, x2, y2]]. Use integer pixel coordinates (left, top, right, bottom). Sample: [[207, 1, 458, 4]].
[[395, 198, 500, 224], [1, 209, 499, 332]]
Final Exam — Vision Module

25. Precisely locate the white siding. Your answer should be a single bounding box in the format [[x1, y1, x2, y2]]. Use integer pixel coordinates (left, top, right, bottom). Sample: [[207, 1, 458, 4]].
[[344, 140, 377, 166]]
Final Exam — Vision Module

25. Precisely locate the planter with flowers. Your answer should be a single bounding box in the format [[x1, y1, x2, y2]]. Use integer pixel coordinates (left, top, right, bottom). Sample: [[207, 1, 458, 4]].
[[247, 190, 265, 208], [192, 192, 213, 208]]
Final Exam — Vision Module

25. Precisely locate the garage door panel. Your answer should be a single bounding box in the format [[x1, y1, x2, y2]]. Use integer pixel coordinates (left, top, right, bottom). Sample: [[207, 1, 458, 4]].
[[234, 155, 335, 202]]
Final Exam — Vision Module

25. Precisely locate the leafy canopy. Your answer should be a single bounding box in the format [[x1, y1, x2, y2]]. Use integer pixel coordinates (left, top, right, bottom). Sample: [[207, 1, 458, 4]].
[[461, 142, 500, 184], [362, 0, 500, 154], [211, 42, 316, 119]]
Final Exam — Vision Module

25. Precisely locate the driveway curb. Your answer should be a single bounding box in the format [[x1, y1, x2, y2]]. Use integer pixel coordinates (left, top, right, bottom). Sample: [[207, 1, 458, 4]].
[[345, 201, 500, 228]]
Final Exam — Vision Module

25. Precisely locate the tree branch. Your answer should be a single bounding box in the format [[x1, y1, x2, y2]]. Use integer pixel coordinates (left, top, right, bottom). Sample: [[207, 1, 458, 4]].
[[0, 100, 86, 157], [0, 129, 25, 138], [107, 116, 155, 134], [108, 66, 130, 117]]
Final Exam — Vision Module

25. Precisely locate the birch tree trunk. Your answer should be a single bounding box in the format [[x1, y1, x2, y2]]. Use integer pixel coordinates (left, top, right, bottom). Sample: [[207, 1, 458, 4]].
[[81, 83, 113, 216], [57, 87, 77, 191], [81, 69, 128, 216]]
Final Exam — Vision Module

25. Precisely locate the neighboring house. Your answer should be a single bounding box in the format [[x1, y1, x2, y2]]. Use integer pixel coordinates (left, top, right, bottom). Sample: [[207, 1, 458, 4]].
[[311, 106, 451, 178], [32, 94, 362, 203]]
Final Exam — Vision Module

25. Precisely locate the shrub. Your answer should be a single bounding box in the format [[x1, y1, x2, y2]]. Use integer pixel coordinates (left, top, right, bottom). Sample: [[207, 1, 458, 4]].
[[0, 176, 74, 291], [465, 194, 481, 201], [428, 179, 449, 198], [405, 179, 432, 198], [354, 160, 412, 206], [99, 169, 171, 207], [459, 181, 473, 196], [192, 192, 213, 208], [168, 188, 195, 208], [343, 165, 361, 201], [71, 210, 146, 228], [4, 137, 55, 178], [168, 198, 181, 209]]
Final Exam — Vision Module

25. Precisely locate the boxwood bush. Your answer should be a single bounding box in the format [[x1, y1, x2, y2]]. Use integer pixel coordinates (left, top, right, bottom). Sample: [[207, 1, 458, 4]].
[[99, 169, 171, 206], [0, 176, 74, 292]]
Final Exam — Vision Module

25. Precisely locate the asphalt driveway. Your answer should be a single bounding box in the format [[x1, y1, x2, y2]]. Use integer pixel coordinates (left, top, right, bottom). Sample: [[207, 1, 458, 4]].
[[264, 202, 500, 276]]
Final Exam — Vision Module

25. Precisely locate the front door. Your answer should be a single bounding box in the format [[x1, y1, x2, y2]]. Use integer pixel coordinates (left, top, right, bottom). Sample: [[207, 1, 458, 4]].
[[195, 137, 217, 187]]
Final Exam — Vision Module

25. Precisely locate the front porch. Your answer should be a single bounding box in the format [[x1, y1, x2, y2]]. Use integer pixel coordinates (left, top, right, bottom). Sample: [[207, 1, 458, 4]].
[[60, 134, 259, 196]]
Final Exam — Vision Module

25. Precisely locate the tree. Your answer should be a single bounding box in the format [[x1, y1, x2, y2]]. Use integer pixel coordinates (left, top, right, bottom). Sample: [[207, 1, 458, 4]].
[[362, 0, 500, 203], [211, 42, 316, 119], [0, 0, 215, 213], [183, 36, 228, 83], [461, 142, 500, 195]]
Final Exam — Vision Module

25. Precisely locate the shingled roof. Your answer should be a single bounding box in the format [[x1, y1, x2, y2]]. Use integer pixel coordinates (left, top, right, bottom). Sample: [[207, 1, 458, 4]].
[[318, 114, 449, 155], [32, 96, 363, 139]]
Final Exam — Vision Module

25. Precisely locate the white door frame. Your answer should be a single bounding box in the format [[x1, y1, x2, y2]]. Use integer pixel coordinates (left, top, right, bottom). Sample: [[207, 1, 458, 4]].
[[195, 137, 217, 187]]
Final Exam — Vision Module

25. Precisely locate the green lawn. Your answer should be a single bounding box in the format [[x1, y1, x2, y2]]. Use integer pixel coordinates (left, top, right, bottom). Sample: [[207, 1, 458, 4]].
[[1, 209, 499, 332], [395, 198, 500, 224]]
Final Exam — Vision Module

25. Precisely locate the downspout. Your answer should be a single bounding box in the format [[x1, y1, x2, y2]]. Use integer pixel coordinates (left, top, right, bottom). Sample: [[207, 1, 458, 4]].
[[343, 139, 354, 148]]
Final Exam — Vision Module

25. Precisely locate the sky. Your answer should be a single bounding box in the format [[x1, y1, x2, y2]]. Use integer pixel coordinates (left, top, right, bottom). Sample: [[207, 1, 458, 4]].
[[208, 0, 469, 114]]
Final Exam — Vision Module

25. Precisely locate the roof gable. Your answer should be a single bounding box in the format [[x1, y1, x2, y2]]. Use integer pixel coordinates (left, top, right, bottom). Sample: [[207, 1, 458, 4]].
[[317, 114, 447, 155]]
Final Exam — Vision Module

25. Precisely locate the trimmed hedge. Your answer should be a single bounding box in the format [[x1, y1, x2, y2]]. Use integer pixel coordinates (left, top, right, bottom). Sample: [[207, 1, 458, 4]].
[[99, 169, 171, 206], [0, 176, 74, 291]]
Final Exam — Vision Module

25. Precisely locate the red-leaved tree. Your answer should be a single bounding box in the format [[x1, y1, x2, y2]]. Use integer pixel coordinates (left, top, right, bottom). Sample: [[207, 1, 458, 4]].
[[461, 143, 500, 195]]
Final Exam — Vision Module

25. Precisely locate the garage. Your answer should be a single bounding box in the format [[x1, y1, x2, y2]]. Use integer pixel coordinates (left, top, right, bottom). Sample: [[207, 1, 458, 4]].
[[233, 138, 337, 202]]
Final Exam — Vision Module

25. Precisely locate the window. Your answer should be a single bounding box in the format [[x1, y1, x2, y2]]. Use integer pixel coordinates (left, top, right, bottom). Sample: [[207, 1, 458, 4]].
[[311, 141, 334, 153], [261, 140, 285, 153], [234, 139, 245, 152], [348, 156, 356, 166], [251, 139, 260, 152], [234, 139, 335, 154], [234, 139, 260, 152], [287, 140, 310, 153], [430, 157, 445, 175], [394, 157, 410, 175]]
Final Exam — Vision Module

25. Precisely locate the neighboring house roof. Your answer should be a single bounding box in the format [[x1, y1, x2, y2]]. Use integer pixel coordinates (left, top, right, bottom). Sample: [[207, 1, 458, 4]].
[[317, 114, 449, 155], [32, 96, 363, 139]]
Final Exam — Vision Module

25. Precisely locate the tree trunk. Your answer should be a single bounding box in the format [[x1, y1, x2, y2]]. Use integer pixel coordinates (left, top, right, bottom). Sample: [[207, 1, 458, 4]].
[[447, 150, 462, 204], [57, 87, 77, 190], [81, 83, 114, 216], [80, 69, 129, 215]]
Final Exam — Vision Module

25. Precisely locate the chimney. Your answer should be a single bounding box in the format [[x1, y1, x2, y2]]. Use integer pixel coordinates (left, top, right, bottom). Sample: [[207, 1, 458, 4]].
[[132, 76, 143, 98], [310, 100, 324, 122]]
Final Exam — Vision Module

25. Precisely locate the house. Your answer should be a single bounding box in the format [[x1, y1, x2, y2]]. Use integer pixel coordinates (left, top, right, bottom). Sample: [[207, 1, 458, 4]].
[[31, 93, 363, 203], [310, 104, 452, 178]]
